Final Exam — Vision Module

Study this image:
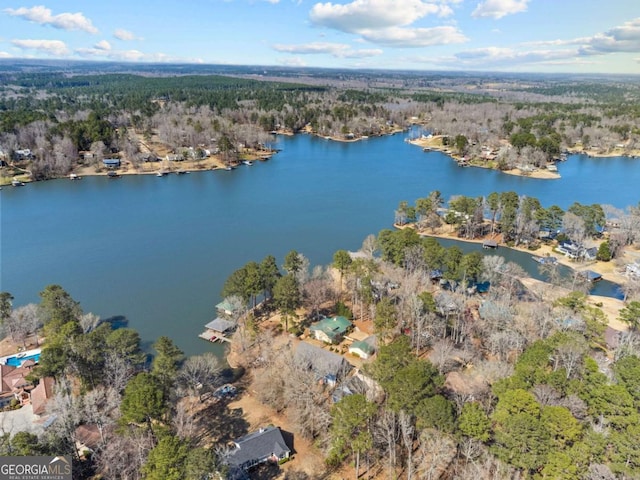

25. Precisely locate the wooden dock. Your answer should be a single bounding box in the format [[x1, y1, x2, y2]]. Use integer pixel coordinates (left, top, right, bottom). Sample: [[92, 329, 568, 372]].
[[198, 330, 232, 343]]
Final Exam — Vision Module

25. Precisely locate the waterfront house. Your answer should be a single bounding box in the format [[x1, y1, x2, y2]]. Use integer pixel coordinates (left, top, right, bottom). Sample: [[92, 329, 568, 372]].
[[309, 316, 353, 344], [102, 158, 121, 169], [227, 426, 291, 475], [348, 336, 377, 359], [216, 299, 240, 318], [199, 317, 236, 343], [295, 342, 353, 386]]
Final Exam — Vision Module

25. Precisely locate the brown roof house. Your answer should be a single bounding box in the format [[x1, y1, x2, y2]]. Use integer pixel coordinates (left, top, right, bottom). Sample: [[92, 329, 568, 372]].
[[0, 363, 36, 408], [31, 377, 55, 417]]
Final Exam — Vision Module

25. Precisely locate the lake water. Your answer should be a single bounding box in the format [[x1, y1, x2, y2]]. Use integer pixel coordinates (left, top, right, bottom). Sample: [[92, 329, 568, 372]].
[[1, 130, 636, 355]]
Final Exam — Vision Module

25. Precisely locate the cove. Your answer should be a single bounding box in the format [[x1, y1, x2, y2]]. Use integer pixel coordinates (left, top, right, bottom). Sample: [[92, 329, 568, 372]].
[[0, 130, 635, 355]]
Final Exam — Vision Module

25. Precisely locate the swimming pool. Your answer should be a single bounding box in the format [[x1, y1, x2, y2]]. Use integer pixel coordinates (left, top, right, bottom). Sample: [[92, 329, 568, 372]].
[[4, 353, 41, 367]]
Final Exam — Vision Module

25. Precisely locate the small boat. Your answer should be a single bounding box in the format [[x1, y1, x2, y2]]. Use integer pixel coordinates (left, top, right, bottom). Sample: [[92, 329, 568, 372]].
[[242, 160, 253, 166], [156, 171, 168, 177], [69, 173, 81, 180], [107, 171, 120, 179], [11, 178, 25, 187], [176, 170, 188, 175], [224, 166, 233, 171]]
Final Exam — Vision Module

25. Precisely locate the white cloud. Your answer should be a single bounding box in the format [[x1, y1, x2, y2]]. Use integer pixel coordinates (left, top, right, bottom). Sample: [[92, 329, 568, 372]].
[[0, 51, 13, 58], [113, 29, 140, 41], [471, 0, 529, 19], [579, 17, 640, 55], [95, 40, 111, 51], [11, 38, 69, 56], [359, 25, 467, 47], [309, 0, 465, 48], [434, 16, 640, 70], [4, 5, 98, 33], [310, 0, 445, 32], [273, 41, 382, 58]]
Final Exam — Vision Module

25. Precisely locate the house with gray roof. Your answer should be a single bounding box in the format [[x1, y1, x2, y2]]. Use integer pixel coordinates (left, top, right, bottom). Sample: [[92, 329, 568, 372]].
[[295, 342, 353, 386], [227, 426, 290, 475]]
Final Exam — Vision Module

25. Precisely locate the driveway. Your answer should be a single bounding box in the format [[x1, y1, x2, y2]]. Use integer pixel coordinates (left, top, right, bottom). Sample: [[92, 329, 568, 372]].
[[0, 405, 45, 436]]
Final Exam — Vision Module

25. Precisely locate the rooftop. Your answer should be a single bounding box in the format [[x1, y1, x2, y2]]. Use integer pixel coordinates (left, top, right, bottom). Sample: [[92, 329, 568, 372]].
[[309, 316, 353, 341], [295, 342, 353, 379], [204, 317, 236, 333], [228, 426, 290, 470]]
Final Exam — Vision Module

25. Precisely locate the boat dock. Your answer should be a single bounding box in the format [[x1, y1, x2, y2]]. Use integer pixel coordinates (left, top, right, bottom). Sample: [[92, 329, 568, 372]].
[[198, 317, 236, 344], [198, 330, 232, 343]]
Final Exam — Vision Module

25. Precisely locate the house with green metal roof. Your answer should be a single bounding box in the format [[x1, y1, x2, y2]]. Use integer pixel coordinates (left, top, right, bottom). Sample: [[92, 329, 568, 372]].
[[348, 335, 377, 359], [216, 299, 239, 317], [309, 316, 353, 344]]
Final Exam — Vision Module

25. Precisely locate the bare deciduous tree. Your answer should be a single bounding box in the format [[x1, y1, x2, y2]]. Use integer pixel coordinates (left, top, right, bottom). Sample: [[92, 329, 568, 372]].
[[177, 352, 222, 402], [414, 429, 456, 480]]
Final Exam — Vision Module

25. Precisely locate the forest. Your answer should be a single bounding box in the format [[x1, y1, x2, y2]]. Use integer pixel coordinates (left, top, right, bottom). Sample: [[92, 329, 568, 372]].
[[2, 62, 640, 479], [1, 62, 640, 183], [3, 191, 640, 479]]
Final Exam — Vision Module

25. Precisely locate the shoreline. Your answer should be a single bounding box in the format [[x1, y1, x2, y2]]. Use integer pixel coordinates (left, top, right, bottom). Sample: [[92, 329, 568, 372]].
[[407, 136, 562, 180], [405, 225, 631, 332], [399, 222, 633, 287], [0, 149, 277, 185], [407, 135, 640, 179]]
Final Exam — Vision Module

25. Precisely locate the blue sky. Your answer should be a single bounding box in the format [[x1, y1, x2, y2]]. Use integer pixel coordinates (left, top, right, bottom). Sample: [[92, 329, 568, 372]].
[[1, 0, 639, 73]]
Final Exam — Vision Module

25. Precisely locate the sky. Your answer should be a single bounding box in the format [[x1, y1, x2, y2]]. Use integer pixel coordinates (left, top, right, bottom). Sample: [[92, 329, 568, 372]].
[[1, 0, 639, 74]]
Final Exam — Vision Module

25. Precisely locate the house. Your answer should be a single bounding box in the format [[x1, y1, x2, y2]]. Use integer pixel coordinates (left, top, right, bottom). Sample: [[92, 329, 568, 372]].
[[582, 247, 598, 261], [227, 426, 291, 475], [0, 362, 38, 409], [557, 241, 580, 259], [13, 149, 32, 160], [75, 424, 103, 455], [626, 262, 640, 278], [295, 342, 353, 386], [102, 158, 121, 168], [31, 377, 55, 416], [166, 154, 182, 162], [309, 316, 353, 344], [435, 292, 460, 315], [331, 374, 368, 403], [216, 299, 240, 318], [348, 336, 377, 359]]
